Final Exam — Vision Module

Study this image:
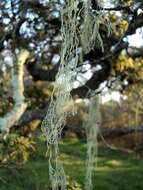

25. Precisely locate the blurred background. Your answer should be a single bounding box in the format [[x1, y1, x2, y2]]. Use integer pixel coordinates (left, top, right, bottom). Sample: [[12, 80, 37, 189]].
[[0, 0, 143, 189]]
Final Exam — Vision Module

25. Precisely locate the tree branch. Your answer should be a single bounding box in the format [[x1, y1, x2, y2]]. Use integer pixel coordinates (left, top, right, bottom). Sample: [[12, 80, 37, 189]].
[[0, 50, 30, 132]]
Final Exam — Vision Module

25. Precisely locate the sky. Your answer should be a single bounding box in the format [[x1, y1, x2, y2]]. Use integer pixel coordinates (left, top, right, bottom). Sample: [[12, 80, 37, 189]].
[[128, 28, 143, 47], [102, 29, 143, 103]]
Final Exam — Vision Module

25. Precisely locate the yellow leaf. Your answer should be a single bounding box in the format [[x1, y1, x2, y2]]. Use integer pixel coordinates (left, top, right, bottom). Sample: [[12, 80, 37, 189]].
[[111, 69, 116, 76], [138, 70, 143, 79], [127, 58, 134, 68], [121, 20, 128, 33]]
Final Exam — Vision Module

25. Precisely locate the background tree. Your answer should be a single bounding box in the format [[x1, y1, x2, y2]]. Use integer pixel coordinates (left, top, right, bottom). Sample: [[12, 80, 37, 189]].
[[0, 0, 143, 131]]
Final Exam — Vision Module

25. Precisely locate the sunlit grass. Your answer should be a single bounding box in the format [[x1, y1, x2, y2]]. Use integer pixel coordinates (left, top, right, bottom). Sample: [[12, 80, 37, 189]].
[[0, 137, 143, 190]]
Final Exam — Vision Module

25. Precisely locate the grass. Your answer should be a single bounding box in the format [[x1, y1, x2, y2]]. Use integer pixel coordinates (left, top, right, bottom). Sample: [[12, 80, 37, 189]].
[[0, 137, 143, 190]]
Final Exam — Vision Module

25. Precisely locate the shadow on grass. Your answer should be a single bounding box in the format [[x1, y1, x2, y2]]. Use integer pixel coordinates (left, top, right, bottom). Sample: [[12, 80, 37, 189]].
[[60, 138, 143, 190], [0, 137, 143, 190]]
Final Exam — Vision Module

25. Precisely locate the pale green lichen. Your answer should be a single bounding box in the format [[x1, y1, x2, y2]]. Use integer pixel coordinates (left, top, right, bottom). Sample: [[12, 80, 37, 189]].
[[81, 0, 113, 53], [85, 94, 101, 190], [41, 1, 111, 190], [81, 1, 102, 53], [41, 1, 80, 189]]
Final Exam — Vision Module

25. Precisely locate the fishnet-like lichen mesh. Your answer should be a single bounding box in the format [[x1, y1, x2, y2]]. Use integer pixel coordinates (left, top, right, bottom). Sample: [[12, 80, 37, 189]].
[[48, 144, 67, 190], [85, 94, 101, 190], [41, 1, 111, 190], [41, 1, 80, 189], [42, 0, 79, 146]]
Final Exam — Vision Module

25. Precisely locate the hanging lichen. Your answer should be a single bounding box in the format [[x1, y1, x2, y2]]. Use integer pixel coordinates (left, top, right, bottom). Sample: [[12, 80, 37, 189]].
[[81, 0, 102, 53], [41, 1, 112, 190], [81, 0, 113, 53], [85, 94, 101, 190], [41, 1, 80, 189]]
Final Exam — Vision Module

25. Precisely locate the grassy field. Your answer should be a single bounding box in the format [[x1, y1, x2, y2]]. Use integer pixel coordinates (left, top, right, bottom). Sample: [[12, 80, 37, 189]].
[[0, 138, 143, 190]]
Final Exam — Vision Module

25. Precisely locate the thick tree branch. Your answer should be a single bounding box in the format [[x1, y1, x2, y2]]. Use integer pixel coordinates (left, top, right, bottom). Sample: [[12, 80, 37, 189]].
[[18, 107, 47, 127], [26, 62, 59, 81], [0, 50, 30, 132], [127, 47, 143, 58], [126, 13, 143, 35], [101, 126, 143, 138]]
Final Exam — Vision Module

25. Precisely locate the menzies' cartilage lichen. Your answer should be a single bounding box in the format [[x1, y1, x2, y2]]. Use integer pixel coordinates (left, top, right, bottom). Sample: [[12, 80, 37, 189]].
[[41, 1, 80, 189], [41, 1, 111, 190], [85, 95, 101, 190]]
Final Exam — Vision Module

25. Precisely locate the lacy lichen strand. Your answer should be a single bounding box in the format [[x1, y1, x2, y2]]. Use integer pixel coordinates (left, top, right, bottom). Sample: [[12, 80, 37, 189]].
[[85, 95, 101, 190], [41, 1, 80, 189]]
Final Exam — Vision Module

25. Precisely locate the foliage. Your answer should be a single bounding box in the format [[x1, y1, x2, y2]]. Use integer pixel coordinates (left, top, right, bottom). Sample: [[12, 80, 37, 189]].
[[0, 134, 35, 165], [111, 55, 134, 76], [120, 0, 133, 6], [66, 177, 82, 190]]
